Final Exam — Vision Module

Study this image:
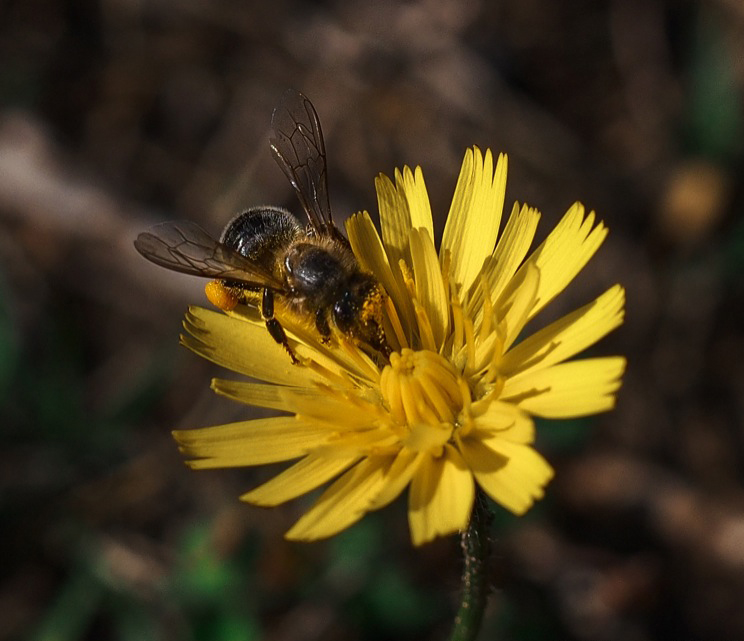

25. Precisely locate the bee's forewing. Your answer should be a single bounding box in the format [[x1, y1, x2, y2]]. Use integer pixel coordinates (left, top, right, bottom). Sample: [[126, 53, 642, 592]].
[[270, 89, 338, 237], [134, 221, 283, 287]]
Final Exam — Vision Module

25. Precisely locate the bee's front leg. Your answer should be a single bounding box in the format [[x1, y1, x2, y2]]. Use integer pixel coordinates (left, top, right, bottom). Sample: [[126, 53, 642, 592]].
[[261, 288, 299, 364], [314, 307, 332, 344]]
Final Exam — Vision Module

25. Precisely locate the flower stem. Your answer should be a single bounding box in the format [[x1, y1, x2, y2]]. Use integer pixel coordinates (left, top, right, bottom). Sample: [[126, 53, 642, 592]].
[[448, 490, 493, 641]]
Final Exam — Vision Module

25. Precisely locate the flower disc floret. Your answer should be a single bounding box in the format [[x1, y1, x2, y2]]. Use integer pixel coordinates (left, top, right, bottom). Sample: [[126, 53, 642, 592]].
[[381, 348, 466, 434]]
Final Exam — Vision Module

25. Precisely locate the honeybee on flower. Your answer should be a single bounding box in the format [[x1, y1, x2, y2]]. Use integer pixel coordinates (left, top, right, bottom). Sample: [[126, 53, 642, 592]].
[[140, 92, 625, 546]]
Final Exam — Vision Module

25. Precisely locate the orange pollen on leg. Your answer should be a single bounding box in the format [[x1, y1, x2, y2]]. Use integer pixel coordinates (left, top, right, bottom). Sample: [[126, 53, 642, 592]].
[[205, 280, 240, 311]]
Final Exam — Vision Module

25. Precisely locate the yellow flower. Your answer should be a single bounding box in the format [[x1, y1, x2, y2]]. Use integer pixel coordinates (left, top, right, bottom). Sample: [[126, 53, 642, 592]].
[[174, 148, 625, 546]]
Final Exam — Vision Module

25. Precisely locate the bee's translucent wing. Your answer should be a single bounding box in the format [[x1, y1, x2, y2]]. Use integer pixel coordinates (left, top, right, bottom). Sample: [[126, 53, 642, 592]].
[[270, 90, 342, 241], [134, 221, 283, 288]]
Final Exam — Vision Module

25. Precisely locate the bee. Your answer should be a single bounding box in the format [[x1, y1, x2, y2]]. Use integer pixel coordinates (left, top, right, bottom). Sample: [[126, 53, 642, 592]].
[[134, 90, 390, 364]]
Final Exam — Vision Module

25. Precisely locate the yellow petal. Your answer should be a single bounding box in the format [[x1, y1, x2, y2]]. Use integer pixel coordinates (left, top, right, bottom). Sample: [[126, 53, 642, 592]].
[[408, 445, 475, 545], [520, 203, 608, 320], [315, 425, 401, 456], [368, 448, 424, 510], [442, 149, 507, 292], [471, 401, 536, 444], [403, 165, 434, 237], [211, 379, 301, 411], [346, 211, 416, 344], [181, 307, 321, 387], [285, 456, 391, 541], [173, 417, 333, 468], [409, 228, 449, 347], [495, 261, 540, 350], [241, 452, 360, 506], [501, 356, 626, 417], [467, 202, 540, 319], [377, 171, 411, 270], [443, 147, 474, 256], [405, 421, 452, 452], [211, 379, 384, 428], [460, 437, 553, 515], [500, 284, 625, 377]]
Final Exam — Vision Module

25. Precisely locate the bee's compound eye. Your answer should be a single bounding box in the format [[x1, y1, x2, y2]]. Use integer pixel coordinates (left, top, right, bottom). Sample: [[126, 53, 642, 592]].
[[205, 281, 240, 311]]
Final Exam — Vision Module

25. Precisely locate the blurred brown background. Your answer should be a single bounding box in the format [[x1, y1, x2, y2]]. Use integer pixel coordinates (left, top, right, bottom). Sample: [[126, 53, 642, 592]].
[[1, 0, 743, 640]]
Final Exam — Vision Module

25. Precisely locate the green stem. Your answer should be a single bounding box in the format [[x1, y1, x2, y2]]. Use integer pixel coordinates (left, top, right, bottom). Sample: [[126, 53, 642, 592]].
[[448, 490, 493, 641]]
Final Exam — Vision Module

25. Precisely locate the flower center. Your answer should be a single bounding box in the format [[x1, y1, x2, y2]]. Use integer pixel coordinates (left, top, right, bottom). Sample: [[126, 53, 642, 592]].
[[379, 349, 472, 451]]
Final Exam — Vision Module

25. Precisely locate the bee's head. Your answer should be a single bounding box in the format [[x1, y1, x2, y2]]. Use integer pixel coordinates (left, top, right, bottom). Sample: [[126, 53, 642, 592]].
[[332, 276, 390, 357]]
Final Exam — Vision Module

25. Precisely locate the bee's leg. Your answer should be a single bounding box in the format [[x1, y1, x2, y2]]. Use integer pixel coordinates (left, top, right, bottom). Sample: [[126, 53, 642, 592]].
[[261, 288, 299, 364], [371, 326, 392, 359], [315, 308, 332, 344]]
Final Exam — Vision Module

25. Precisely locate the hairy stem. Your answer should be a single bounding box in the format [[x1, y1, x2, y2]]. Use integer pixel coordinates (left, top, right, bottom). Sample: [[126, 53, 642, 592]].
[[448, 490, 493, 641]]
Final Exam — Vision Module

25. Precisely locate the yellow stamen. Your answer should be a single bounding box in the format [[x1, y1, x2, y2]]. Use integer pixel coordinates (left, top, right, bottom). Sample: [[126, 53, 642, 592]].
[[400, 375, 423, 424], [451, 294, 465, 355], [409, 378, 442, 425], [380, 348, 472, 449], [337, 335, 380, 382], [478, 274, 493, 341], [413, 300, 437, 352], [399, 259, 417, 299], [418, 372, 456, 423], [440, 249, 453, 303], [459, 378, 472, 416], [384, 295, 408, 350], [304, 359, 354, 388], [463, 315, 476, 371], [381, 364, 406, 425]]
